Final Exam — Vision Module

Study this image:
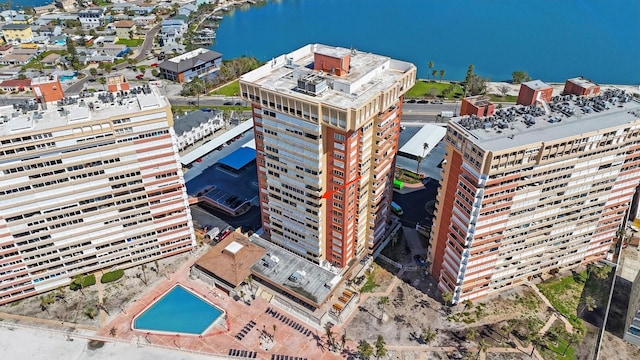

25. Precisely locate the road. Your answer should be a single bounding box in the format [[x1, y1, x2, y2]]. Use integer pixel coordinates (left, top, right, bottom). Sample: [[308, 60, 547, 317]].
[[65, 23, 162, 95]]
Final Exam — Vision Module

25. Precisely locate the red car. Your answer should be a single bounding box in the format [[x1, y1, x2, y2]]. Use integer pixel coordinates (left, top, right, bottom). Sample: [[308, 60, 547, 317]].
[[136, 74, 144, 79], [150, 63, 159, 67]]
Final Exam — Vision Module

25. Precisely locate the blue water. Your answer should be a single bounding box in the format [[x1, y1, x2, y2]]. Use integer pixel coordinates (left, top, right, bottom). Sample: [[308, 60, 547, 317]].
[[133, 285, 223, 335], [211, 0, 640, 84]]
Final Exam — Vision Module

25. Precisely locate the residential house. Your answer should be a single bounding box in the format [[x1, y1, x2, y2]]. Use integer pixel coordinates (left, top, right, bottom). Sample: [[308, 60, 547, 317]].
[[173, 109, 224, 151], [35, 4, 58, 14], [0, 79, 31, 92], [0, 48, 38, 65], [2, 23, 34, 44], [94, 35, 118, 46], [133, 16, 155, 27], [160, 15, 188, 47], [113, 20, 136, 40], [110, 3, 154, 15], [78, 8, 106, 29], [11, 14, 33, 24], [49, 35, 67, 46], [158, 48, 222, 83], [179, 3, 198, 17], [41, 53, 61, 66], [0, 44, 12, 57], [101, 44, 129, 58], [54, 0, 75, 12]]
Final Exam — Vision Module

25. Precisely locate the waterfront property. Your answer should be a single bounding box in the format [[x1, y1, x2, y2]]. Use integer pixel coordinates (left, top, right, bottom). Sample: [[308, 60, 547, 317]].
[[240, 44, 416, 269], [133, 284, 224, 335], [429, 81, 640, 303], [158, 48, 222, 83], [0, 78, 196, 305]]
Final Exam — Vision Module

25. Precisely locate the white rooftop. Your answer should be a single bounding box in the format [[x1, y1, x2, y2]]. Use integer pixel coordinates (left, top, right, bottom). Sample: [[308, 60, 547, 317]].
[[224, 241, 244, 254], [0, 85, 168, 137], [240, 43, 415, 110], [399, 124, 447, 158]]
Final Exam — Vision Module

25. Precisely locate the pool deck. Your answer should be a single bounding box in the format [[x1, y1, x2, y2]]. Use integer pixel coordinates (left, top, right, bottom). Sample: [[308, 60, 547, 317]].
[[96, 249, 348, 359]]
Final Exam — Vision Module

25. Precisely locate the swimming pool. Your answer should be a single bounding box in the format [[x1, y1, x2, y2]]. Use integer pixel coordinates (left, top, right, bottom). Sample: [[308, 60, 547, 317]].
[[133, 285, 223, 335]]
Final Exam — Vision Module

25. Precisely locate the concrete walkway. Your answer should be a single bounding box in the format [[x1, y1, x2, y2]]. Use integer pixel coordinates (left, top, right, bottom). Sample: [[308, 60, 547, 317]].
[[525, 281, 574, 333]]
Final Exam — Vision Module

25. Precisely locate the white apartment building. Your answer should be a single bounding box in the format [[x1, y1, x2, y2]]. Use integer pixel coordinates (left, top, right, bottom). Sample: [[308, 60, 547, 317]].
[[0, 83, 195, 305]]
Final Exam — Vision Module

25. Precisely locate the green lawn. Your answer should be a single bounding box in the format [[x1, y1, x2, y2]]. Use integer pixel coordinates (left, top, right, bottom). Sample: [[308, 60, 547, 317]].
[[406, 80, 464, 99], [116, 39, 144, 47], [537, 272, 586, 322], [360, 272, 379, 293], [211, 80, 240, 96]]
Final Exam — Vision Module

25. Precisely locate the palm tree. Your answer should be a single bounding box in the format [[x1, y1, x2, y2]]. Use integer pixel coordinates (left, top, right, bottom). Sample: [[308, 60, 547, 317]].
[[188, 77, 205, 107], [579, 295, 597, 315], [416, 155, 424, 174], [563, 331, 583, 356], [325, 325, 335, 349], [109, 327, 117, 336], [428, 60, 435, 81], [422, 142, 430, 157], [141, 264, 148, 285], [358, 340, 374, 360], [374, 335, 387, 359], [272, 324, 277, 340], [421, 327, 437, 344], [339, 330, 348, 350], [465, 328, 478, 341], [530, 333, 547, 356], [431, 69, 438, 82], [72, 274, 85, 296], [462, 299, 473, 311], [378, 296, 389, 321], [439, 69, 445, 82], [442, 291, 453, 305], [477, 339, 488, 355]]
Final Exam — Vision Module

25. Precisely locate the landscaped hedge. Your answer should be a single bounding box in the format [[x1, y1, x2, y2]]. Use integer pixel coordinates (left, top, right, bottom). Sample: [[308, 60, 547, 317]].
[[70, 274, 96, 290], [101, 269, 124, 284]]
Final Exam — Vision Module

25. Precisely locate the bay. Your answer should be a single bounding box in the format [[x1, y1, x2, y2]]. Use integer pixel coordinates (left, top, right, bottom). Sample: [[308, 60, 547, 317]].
[[210, 0, 640, 84]]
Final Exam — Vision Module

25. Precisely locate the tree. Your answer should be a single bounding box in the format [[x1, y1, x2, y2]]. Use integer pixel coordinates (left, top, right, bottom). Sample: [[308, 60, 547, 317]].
[[421, 327, 437, 344], [464, 64, 475, 88], [66, 38, 78, 62], [462, 299, 473, 311], [415, 155, 424, 175], [357, 340, 374, 360], [431, 69, 438, 82], [579, 295, 597, 315], [90, 68, 98, 77], [442, 291, 453, 305], [84, 306, 97, 319], [324, 324, 335, 349], [272, 324, 276, 340], [477, 339, 488, 355], [530, 333, 547, 356], [428, 60, 434, 81], [374, 335, 387, 359], [151, 69, 159, 77], [97, 76, 106, 90], [587, 263, 613, 280], [563, 331, 583, 356], [109, 327, 117, 336], [511, 70, 531, 84], [72, 274, 85, 295], [439, 69, 445, 82], [184, 77, 205, 106], [498, 85, 511, 97], [340, 330, 347, 350], [465, 328, 478, 341], [378, 296, 389, 321]]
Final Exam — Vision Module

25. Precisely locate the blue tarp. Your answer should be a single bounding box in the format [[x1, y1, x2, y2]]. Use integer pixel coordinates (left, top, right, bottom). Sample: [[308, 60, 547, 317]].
[[218, 147, 256, 170]]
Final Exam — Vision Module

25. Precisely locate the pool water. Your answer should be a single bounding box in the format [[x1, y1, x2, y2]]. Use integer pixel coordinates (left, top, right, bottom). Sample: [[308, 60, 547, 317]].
[[133, 285, 223, 335]]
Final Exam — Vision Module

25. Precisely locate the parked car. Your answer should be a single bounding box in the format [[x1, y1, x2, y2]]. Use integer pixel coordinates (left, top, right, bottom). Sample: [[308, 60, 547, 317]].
[[431, 100, 443, 104], [135, 74, 144, 80], [150, 63, 159, 67], [413, 255, 427, 267]]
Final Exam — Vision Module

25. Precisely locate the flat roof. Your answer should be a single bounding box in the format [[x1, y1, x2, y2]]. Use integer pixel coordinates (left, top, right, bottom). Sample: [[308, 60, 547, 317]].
[[523, 79, 552, 90], [450, 88, 640, 151], [240, 43, 415, 110], [248, 234, 339, 307], [179, 120, 253, 165], [218, 146, 256, 170], [398, 124, 447, 159], [0, 84, 168, 137]]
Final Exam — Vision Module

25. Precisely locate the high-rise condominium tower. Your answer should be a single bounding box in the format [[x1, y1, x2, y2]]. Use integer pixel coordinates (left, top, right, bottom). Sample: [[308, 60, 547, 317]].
[[430, 85, 640, 303], [0, 77, 195, 304], [240, 44, 416, 268]]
